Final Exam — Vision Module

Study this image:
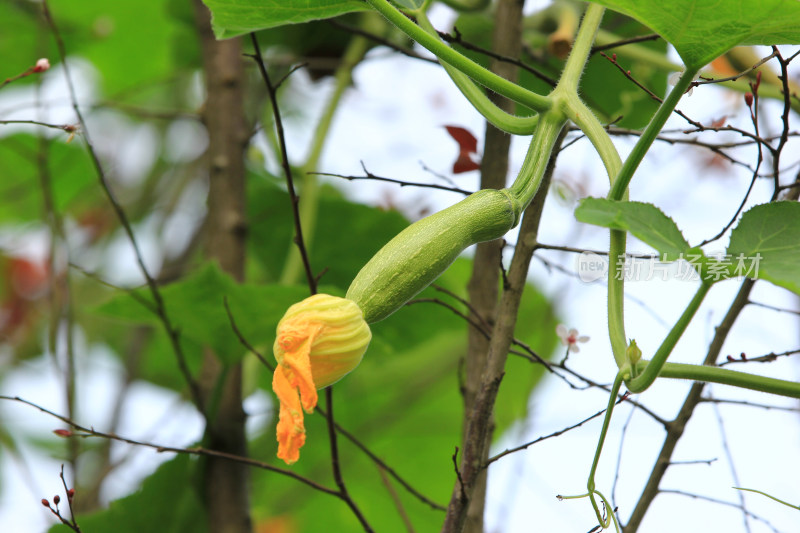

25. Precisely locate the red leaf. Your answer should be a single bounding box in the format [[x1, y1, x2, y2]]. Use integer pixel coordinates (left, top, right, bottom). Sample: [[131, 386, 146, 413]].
[[445, 125, 481, 173], [444, 125, 478, 154], [452, 153, 480, 174]]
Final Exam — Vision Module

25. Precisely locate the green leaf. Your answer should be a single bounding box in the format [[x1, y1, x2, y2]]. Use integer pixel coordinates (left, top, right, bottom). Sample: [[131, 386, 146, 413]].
[[0, 135, 98, 224], [49, 455, 207, 533], [94, 263, 311, 369], [575, 198, 690, 260], [726, 202, 800, 295], [201, 0, 369, 38], [48, 0, 194, 97], [589, 0, 800, 69], [0, 3, 55, 82], [392, 0, 426, 10], [248, 180, 411, 289]]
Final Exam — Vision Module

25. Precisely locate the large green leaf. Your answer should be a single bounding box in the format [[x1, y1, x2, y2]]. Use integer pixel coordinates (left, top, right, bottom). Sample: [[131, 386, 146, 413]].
[[589, 0, 800, 69], [248, 179, 411, 289], [725, 202, 800, 295], [575, 198, 690, 260], [201, 0, 369, 38], [49, 456, 207, 533], [94, 263, 311, 370], [0, 3, 55, 81], [47, 0, 194, 98]]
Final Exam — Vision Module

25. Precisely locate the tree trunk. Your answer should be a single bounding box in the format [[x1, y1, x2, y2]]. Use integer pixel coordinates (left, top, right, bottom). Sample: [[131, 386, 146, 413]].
[[193, 2, 251, 532], [463, 1, 526, 532]]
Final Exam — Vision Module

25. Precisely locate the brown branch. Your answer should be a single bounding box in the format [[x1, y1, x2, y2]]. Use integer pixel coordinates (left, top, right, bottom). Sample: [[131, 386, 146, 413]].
[[485, 395, 629, 467], [249, 33, 318, 295], [658, 490, 782, 532], [328, 19, 436, 65], [440, 27, 558, 88], [407, 294, 669, 427], [599, 52, 779, 157], [376, 466, 417, 533], [718, 347, 800, 367], [692, 50, 778, 86], [0, 119, 78, 134], [4, 395, 340, 495], [698, 397, 800, 413], [325, 388, 374, 532], [314, 163, 474, 196], [590, 34, 661, 54]]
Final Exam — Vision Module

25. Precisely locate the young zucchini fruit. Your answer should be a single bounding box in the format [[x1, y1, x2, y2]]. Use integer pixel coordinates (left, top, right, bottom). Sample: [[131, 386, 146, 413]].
[[346, 188, 520, 323]]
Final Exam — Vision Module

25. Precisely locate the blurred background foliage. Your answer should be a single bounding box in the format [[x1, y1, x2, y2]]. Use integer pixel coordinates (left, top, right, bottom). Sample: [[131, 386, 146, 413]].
[[0, 0, 565, 531]]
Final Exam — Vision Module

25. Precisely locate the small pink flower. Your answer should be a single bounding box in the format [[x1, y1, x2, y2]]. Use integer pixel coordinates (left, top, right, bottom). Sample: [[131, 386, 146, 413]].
[[556, 324, 589, 353], [33, 58, 50, 73]]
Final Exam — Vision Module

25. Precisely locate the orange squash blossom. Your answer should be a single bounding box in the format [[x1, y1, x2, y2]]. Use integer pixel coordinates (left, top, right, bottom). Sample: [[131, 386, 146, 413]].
[[272, 294, 371, 464]]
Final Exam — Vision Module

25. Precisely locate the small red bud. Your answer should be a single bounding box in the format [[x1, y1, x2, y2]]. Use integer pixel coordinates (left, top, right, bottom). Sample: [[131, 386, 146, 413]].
[[53, 429, 72, 437], [754, 71, 762, 91], [744, 92, 753, 107], [740, 352, 747, 360], [726, 355, 735, 362], [41, 499, 50, 507], [53, 495, 60, 505], [626, 70, 631, 75], [32, 58, 50, 73], [68, 488, 75, 500], [611, 53, 617, 61]]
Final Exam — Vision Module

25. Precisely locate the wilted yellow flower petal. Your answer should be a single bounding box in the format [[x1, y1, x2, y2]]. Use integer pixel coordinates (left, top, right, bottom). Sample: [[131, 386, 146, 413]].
[[272, 294, 371, 464]]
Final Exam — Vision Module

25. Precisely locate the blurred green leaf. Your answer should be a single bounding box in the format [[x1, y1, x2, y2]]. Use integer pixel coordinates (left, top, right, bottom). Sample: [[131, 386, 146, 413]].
[[0, 3, 53, 82], [47, 0, 193, 98], [249, 179, 411, 289], [0, 135, 97, 224], [49, 455, 207, 533], [589, 0, 800, 69], [94, 262, 311, 368], [201, 0, 369, 38], [393, 0, 426, 9]]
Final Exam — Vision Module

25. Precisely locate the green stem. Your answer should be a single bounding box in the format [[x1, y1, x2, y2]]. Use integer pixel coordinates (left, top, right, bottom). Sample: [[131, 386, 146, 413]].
[[734, 487, 800, 510], [546, 2, 629, 366], [563, 93, 621, 182], [601, 67, 696, 367], [607, 66, 698, 201], [586, 371, 625, 526], [507, 112, 566, 212], [607, 230, 628, 367], [627, 281, 712, 393], [415, 11, 540, 135], [364, 0, 551, 113], [279, 14, 379, 284], [656, 361, 800, 399], [555, 3, 605, 93]]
